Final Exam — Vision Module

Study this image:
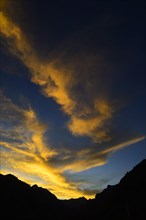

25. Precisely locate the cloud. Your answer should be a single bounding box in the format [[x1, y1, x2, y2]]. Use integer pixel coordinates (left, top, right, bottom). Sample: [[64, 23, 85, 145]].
[[49, 136, 145, 172], [0, 92, 145, 199], [0, 92, 99, 199], [0, 10, 145, 199], [80, 188, 100, 196], [0, 11, 114, 143], [68, 99, 113, 142], [0, 91, 56, 159]]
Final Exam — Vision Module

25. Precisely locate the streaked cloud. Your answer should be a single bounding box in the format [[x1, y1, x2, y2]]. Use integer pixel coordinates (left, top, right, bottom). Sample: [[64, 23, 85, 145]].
[[1, 92, 145, 199], [0, 91, 55, 160], [0, 8, 145, 200], [0, 12, 114, 143], [0, 92, 98, 199], [48, 136, 145, 172]]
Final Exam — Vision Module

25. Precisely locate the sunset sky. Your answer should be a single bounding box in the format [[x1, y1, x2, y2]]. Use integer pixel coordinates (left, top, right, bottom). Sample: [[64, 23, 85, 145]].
[[0, 0, 145, 199]]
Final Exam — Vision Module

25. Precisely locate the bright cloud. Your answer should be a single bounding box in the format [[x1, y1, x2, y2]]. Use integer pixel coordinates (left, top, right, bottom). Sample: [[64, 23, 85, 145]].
[[0, 11, 145, 200], [0, 92, 95, 199], [0, 12, 114, 143]]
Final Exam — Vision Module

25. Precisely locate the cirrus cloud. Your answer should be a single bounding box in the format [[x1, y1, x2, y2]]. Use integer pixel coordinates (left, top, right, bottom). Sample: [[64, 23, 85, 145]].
[[0, 11, 114, 143], [0, 8, 145, 200]]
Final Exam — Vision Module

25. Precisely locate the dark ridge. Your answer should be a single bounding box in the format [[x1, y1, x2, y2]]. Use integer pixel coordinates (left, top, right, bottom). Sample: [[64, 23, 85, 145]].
[[0, 159, 146, 219]]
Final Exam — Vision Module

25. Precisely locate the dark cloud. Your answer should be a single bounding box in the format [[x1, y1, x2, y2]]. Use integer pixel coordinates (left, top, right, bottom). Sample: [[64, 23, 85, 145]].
[[48, 135, 145, 172], [0, 0, 145, 199], [80, 188, 100, 196]]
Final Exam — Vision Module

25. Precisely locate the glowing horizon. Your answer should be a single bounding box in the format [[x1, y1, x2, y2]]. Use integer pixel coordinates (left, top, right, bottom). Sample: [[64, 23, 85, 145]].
[[0, 0, 145, 199]]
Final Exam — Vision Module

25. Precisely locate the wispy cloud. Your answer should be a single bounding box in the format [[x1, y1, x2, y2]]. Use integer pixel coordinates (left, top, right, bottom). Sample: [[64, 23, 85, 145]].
[[0, 92, 145, 199], [0, 92, 100, 199], [68, 99, 113, 142], [0, 91, 54, 160], [48, 136, 145, 172], [0, 12, 114, 143], [0, 11, 145, 199]]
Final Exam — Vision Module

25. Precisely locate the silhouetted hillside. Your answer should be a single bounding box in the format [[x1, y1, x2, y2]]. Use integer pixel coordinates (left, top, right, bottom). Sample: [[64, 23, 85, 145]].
[[0, 174, 61, 219], [84, 159, 146, 220], [0, 159, 146, 219]]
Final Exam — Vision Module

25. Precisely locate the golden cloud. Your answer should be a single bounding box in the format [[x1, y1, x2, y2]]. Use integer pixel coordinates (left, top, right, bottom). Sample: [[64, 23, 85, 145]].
[[68, 99, 113, 142], [1, 11, 145, 199], [0, 93, 97, 199], [0, 12, 114, 143], [0, 92, 145, 198]]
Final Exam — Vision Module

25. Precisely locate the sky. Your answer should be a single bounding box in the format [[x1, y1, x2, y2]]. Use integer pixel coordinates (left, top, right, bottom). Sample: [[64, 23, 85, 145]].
[[0, 0, 146, 199]]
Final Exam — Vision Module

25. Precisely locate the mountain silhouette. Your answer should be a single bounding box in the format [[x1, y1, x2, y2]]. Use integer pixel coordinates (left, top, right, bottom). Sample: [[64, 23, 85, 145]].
[[0, 159, 146, 219], [83, 159, 146, 220]]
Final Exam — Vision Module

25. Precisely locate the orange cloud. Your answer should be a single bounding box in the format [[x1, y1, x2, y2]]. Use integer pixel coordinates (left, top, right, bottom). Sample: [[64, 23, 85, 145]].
[[68, 99, 113, 142], [1, 11, 145, 199], [0, 93, 95, 199], [0, 92, 145, 198], [0, 12, 114, 143]]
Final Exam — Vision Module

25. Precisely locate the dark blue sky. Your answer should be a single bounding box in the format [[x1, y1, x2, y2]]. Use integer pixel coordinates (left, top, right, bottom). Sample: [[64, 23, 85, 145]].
[[0, 0, 145, 199]]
